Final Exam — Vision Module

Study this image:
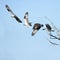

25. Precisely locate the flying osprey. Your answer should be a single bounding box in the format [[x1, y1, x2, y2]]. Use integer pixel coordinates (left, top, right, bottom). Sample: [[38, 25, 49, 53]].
[[32, 23, 44, 36], [24, 12, 32, 27], [5, 5, 22, 23]]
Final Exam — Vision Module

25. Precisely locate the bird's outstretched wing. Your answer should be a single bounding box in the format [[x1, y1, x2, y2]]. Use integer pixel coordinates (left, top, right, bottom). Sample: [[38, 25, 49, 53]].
[[5, 4, 22, 23], [32, 30, 38, 36], [24, 12, 32, 26], [5, 5, 14, 15], [13, 15, 22, 23]]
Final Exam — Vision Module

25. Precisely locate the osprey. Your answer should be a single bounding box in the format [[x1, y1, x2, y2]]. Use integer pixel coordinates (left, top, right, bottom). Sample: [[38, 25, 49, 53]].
[[24, 12, 32, 27], [32, 23, 43, 36], [5, 5, 22, 23]]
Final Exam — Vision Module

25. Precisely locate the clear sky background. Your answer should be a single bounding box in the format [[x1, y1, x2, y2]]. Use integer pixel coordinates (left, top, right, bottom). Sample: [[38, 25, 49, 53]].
[[0, 0, 60, 60]]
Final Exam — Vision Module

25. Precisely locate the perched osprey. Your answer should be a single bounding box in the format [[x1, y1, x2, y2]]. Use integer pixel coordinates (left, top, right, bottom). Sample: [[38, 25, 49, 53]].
[[32, 23, 43, 36], [5, 5, 22, 23], [24, 12, 32, 27]]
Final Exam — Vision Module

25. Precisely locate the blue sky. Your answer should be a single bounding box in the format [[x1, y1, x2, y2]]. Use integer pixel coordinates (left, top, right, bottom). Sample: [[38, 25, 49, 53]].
[[0, 0, 60, 60]]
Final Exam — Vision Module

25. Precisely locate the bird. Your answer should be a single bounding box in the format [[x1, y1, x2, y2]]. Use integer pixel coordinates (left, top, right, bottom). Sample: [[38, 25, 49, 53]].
[[43, 24, 54, 35], [5, 4, 22, 23], [24, 12, 32, 27], [32, 23, 44, 36]]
